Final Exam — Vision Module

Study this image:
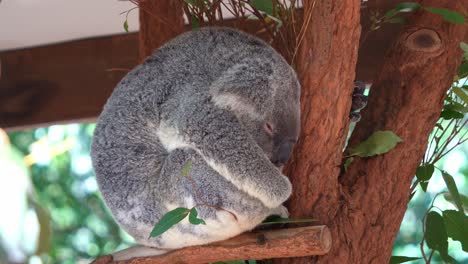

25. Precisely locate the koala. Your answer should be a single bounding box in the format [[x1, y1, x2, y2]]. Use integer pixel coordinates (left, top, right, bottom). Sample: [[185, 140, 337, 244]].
[[91, 27, 300, 258]]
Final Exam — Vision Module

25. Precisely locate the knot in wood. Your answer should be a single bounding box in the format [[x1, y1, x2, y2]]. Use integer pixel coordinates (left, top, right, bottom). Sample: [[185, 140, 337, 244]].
[[404, 29, 442, 52]]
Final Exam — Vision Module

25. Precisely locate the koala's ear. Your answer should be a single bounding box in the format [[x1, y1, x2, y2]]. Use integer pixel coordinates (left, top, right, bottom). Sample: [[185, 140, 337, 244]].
[[210, 62, 273, 115]]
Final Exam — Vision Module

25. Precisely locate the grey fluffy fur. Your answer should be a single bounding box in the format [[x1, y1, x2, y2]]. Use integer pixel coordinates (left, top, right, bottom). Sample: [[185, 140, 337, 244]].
[[91, 27, 300, 250]]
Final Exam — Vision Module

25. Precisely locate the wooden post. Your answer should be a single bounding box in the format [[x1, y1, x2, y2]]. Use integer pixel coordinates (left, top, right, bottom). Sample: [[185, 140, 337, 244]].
[[138, 0, 185, 60]]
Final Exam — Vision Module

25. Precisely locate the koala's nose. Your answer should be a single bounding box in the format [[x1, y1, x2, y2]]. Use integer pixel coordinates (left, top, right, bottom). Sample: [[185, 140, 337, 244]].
[[272, 141, 295, 167]]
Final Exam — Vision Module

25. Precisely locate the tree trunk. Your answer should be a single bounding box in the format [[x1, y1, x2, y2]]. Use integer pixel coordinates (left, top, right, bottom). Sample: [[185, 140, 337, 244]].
[[138, 0, 185, 60], [279, 0, 467, 263]]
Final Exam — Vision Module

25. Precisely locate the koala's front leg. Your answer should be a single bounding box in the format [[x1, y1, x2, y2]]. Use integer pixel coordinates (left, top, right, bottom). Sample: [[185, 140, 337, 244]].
[[164, 100, 292, 209]]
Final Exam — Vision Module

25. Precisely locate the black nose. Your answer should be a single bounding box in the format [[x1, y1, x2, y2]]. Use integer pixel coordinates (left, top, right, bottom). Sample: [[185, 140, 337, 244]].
[[272, 141, 295, 167]]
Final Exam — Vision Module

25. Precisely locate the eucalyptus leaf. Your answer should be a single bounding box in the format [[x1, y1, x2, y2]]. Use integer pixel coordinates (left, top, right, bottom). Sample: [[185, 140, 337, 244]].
[[444, 193, 468, 212], [189, 207, 206, 225], [443, 210, 468, 251], [460, 42, 468, 60], [190, 16, 199, 29], [343, 157, 354, 172], [453, 87, 468, 104], [182, 161, 192, 176], [123, 20, 129, 33], [250, 0, 273, 15], [388, 17, 407, 24], [260, 216, 316, 225], [424, 7, 465, 24], [385, 2, 421, 17], [441, 171, 464, 213], [458, 62, 468, 77], [425, 211, 449, 257], [440, 109, 464, 120], [444, 102, 468, 114], [420, 181, 429, 192], [349, 131, 403, 157], [149, 207, 190, 238], [389, 256, 421, 264], [416, 164, 434, 181]]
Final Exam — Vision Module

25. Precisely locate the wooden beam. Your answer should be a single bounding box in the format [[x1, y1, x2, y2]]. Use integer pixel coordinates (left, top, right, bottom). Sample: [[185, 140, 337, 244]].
[[0, 1, 408, 130], [92, 226, 331, 264], [0, 33, 139, 130]]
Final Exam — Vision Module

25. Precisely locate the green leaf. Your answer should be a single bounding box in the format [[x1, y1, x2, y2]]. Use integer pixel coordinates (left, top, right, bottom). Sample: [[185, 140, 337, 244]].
[[388, 17, 407, 24], [420, 181, 429, 192], [424, 7, 465, 24], [184, 0, 195, 5], [182, 161, 192, 176], [453, 87, 468, 104], [444, 102, 468, 114], [149, 207, 190, 238], [389, 256, 421, 264], [440, 109, 464, 120], [460, 42, 468, 60], [260, 216, 316, 226], [123, 20, 129, 33], [441, 171, 464, 213], [425, 211, 449, 257], [385, 2, 421, 17], [189, 207, 206, 225], [443, 210, 468, 251], [343, 157, 354, 172], [458, 62, 468, 77], [416, 164, 434, 181], [250, 0, 273, 15], [190, 16, 199, 29], [349, 131, 403, 157], [444, 193, 468, 212], [434, 123, 444, 130]]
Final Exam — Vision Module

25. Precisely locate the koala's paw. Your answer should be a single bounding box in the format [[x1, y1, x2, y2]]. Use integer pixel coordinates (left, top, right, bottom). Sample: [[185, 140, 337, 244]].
[[349, 81, 368, 122], [258, 175, 292, 209], [272, 205, 289, 218]]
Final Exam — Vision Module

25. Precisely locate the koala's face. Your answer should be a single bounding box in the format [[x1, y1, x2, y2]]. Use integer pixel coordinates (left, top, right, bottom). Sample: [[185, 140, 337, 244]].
[[241, 87, 300, 168], [256, 101, 300, 167]]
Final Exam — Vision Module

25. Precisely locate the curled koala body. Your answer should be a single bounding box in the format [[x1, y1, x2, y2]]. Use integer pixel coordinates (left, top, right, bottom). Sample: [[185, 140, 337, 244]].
[[91, 27, 300, 250]]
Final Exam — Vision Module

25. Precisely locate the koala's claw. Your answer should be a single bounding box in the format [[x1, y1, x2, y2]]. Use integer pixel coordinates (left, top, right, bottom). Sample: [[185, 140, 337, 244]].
[[349, 80, 368, 122]]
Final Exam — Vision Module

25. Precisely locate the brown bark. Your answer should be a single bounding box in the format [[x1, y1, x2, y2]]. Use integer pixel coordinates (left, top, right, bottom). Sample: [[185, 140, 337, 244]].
[[279, 0, 467, 263], [92, 226, 331, 264], [138, 0, 185, 60]]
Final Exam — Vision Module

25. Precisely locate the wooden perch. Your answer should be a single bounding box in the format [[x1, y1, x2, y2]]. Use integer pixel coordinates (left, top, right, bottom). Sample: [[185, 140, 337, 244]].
[[92, 226, 331, 264]]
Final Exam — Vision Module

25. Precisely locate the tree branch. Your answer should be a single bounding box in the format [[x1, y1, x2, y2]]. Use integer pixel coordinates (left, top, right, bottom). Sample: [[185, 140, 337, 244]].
[[92, 226, 331, 264]]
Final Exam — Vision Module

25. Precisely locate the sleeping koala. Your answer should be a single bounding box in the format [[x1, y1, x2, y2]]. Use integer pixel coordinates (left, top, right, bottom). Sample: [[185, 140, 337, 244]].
[[91, 27, 300, 258]]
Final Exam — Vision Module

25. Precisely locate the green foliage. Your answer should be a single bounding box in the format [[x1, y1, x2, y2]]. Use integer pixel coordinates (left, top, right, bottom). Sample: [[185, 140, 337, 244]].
[[416, 164, 434, 192], [189, 207, 206, 225], [425, 211, 449, 260], [259, 216, 316, 226], [442, 210, 468, 252], [441, 171, 465, 213], [370, 2, 465, 36], [349, 131, 403, 157], [149, 207, 190, 238], [250, 0, 273, 16], [389, 256, 421, 264], [424, 7, 465, 24], [123, 20, 129, 33], [182, 161, 193, 177], [4, 124, 128, 263], [343, 157, 354, 172]]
